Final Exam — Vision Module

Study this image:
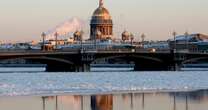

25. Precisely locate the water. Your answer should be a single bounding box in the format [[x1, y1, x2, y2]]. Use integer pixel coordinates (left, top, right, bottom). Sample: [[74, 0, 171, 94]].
[[0, 68, 208, 110], [0, 91, 208, 110]]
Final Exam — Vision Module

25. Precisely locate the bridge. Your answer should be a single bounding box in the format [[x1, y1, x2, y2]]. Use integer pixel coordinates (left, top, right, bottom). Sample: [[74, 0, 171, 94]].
[[0, 49, 208, 72]]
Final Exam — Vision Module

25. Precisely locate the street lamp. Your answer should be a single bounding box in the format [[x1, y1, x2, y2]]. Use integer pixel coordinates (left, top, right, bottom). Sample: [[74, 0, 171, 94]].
[[94, 31, 97, 50], [172, 31, 177, 53], [184, 31, 189, 51], [80, 30, 84, 51], [41, 32, 46, 51], [141, 33, 146, 48], [54, 32, 59, 50], [130, 33, 134, 46]]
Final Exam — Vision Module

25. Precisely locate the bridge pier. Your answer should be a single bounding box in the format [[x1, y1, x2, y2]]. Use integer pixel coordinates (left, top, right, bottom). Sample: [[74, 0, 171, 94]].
[[46, 64, 75, 72], [75, 64, 91, 72], [171, 53, 186, 71], [134, 66, 169, 71], [134, 62, 170, 71], [171, 63, 181, 71], [45, 63, 90, 72]]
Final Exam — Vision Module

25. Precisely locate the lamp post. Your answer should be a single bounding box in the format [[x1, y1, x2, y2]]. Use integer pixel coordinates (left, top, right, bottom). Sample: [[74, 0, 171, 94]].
[[130, 33, 134, 46], [80, 30, 84, 51], [141, 33, 146, 48], [41, 32, 46, 51], [172, 31, 177, 53], [54, 32, 59, 50], [172, 31, 178, 71], [94, 32, 97, 50], [184, 31, 189, 51]]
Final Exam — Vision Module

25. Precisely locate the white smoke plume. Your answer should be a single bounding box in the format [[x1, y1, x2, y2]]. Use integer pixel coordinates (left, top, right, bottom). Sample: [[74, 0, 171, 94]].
[[45, 17, 86, 40]]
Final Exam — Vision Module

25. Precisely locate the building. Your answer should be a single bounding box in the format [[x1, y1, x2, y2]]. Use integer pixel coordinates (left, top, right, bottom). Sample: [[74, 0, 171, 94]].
[[121, 30, 130, 42], [144, 41, 169, 50], [90, 0, 113, 40], [39, 0, 140, 51], [169, 33, 208, 52], [73, 30, 83, 41]]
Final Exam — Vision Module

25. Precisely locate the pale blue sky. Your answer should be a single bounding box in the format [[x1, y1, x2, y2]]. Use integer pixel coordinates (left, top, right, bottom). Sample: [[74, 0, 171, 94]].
[[0, 0, 208, 42]]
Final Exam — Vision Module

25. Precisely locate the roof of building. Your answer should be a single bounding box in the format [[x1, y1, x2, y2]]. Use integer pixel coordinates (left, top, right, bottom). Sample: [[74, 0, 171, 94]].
[[170, 33, 208, 42]]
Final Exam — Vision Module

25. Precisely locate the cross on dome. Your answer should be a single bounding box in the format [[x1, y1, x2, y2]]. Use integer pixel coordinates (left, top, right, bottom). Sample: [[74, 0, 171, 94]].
[[99, 0, 104, 7]]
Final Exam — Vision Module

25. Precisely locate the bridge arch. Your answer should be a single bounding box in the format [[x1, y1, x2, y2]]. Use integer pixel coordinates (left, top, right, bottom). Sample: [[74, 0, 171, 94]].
[[0, 56, 74, 65], [92, 54, 164, 64], [0, 56, 77, 72], [92, 54, 169, 71], [182, 57, 208, 64]]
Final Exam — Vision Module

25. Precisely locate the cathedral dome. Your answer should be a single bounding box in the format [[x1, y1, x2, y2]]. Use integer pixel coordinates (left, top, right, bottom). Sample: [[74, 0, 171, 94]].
[[90, 0, 113, 40], [91, 0, 112, 24], [92, 7, 111, 20]]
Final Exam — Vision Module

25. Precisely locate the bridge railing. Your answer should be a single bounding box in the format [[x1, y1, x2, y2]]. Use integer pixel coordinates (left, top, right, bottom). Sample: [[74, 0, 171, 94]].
[[0, 49, 80, 53], [1, 48, 207, 54], [0, 49, 42, 53], [0, 48, 171, 54], [173, 49, 208, 54]]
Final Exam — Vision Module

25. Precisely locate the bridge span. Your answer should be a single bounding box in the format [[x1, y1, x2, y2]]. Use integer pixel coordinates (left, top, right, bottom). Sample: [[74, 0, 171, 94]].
[[0, 49, 208, 72]]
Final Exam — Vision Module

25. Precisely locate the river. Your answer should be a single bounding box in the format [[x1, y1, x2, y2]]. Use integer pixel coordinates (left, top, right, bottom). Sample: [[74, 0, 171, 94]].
[[0, 67, 207, 110]]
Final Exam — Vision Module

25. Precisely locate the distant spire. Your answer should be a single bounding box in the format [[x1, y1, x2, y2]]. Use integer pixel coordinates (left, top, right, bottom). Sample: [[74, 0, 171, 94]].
[[99, 0, 104, 7]]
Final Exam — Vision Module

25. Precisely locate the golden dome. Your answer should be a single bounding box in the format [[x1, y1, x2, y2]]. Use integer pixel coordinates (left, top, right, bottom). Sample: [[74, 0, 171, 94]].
[[92, 0, 111, 20], [93, 7, 111, 18], [90, 0, 113, 40]]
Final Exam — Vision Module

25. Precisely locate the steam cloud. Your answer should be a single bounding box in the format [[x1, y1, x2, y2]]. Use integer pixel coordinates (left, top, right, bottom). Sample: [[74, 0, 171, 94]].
[[45, 17, 85, 40]]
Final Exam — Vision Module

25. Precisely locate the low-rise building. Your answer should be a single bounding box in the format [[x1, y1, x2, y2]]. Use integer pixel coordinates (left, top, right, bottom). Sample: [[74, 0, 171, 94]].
[[169, 33, 208, 52], [144, 41, 169, 50]]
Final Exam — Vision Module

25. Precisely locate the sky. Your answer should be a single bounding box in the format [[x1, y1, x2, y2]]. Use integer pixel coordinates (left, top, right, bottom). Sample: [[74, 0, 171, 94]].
[[0, 0, 208, 42]]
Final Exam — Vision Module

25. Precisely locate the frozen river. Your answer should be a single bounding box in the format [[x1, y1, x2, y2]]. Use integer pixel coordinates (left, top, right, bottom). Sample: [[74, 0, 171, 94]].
[[0, 68, 208, 96], [0, 68, 208, 110]]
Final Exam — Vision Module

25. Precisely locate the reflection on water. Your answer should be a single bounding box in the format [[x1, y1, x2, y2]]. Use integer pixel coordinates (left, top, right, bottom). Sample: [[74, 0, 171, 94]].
[[0, 90, 208, 110], [91, 95, 112, 110]]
